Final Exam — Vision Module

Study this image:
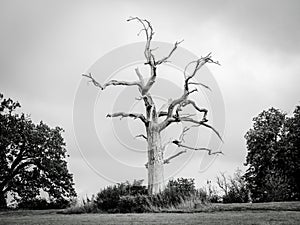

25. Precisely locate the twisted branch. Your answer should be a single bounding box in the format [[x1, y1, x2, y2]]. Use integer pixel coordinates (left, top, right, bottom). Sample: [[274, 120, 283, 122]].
[[172, 126, 223, 155], [156, 40, 184, 65], [82, 73, 142, 91]]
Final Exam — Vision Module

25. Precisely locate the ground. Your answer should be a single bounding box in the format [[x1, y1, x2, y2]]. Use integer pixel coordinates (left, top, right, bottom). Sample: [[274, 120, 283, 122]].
[[0, 202, 299, 225]]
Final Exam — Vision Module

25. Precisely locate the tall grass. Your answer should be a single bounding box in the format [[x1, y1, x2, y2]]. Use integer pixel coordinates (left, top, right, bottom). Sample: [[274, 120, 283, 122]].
[[61, 195, 100, 214]]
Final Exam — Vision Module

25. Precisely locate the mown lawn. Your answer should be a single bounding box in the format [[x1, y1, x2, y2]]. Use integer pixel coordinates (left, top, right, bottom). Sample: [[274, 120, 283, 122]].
[[0, 202, 299, 225]]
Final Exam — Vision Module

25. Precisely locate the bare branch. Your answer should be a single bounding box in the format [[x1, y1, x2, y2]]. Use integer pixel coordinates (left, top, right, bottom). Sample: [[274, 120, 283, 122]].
[[135, 134, 147, 140], [178, 125, 198, 143], [158, 111, 168, 117], [82, 73, 103, 89], [145, 149, 187, 167], [161, 92, 189, 126], [184, 53, 220, 92], [201, 123, 223, 142], [127, 18, 157, 96], [102, 80, 142, 90], [127, 17, 155, 65], [172, 140, 223, 155], [82, 73, 142, 90], [216, 172, 229, 196], [134, 68, 145, 86], [172, 125, 222, 155], [181, 100, 208, 122], [180, 117, 223, 142], [188, 82, 211, 91], [164, 150, 187, 164], [156, 40, 184, 65], [142, 68, 157, 95], [159, 53, 220, 131], [107, 112, 148, 124]]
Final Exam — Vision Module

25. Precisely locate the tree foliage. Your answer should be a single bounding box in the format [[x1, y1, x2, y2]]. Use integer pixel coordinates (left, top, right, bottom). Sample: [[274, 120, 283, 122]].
[[0, 93, 76, 208], [244, 106, 300, 202]]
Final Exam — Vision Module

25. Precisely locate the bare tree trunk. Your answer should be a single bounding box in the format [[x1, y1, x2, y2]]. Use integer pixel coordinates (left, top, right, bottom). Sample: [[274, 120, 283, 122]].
[[147, 123, 164, 194], [0, 190, 7, 209]]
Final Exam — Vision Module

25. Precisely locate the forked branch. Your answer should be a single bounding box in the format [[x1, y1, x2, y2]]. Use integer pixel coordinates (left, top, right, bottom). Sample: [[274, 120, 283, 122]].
[[175, 117, 223, 142], [162, 124, 222, 166], [156, 40, 184, 65], [127, 17, 154, 65], [158, 53, 221, 144], [172, 140, 223, 155], [181, 100, 208, 122], [171, 126, 223, 155]]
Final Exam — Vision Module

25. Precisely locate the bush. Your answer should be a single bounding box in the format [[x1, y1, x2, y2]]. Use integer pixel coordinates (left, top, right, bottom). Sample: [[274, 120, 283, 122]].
[[63, 178, 204, 213], [222, 187, 249, 203], [95, 180, 147, 212], [118, 195, 150, 213], [17, 197, 71, 209], [93, 178, 198, 213], [196, 188, 208, 203], [142, 178, 196, 209], [164, 178, 196, 204]]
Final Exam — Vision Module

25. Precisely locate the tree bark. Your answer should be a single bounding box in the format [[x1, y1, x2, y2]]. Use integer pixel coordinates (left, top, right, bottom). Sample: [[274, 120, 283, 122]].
[[0, 190, 7, 209], [147, 123, 164, 194]]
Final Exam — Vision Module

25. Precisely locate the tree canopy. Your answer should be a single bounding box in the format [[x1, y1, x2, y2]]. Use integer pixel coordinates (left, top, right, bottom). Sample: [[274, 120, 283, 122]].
[[244, 106, 300, 202], [0, 93, 76, 208]]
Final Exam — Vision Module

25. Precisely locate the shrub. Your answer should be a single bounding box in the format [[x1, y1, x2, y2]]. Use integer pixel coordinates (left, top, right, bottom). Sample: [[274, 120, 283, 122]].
[[161, 178, 196, 207], [95, 180, 147, 212], [196, 188, 208, 203], [17, 197, 71, 209], [118, 194, 150, 213], [93, 178, 198, 212], [65, 178, 204, 213]]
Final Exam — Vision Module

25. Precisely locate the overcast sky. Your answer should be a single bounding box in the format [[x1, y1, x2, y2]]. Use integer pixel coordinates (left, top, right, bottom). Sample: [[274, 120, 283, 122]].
[[1, 0, 300, 197]]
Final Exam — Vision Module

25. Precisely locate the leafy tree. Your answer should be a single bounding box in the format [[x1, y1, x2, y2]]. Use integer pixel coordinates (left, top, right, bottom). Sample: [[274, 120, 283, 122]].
[[278, 106, 300, 199], [0, 93, 76, 208], [244, 106, 300, 202]]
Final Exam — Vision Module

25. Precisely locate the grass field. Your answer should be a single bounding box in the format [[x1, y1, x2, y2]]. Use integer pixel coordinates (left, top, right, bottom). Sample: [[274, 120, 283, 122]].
[[1, 202, 299, 225]]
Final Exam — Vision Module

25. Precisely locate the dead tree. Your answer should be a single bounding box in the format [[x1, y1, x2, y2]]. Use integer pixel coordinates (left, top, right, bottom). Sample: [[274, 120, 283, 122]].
[[216, 172, 229, 196], [83, 17, 223, 194]]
